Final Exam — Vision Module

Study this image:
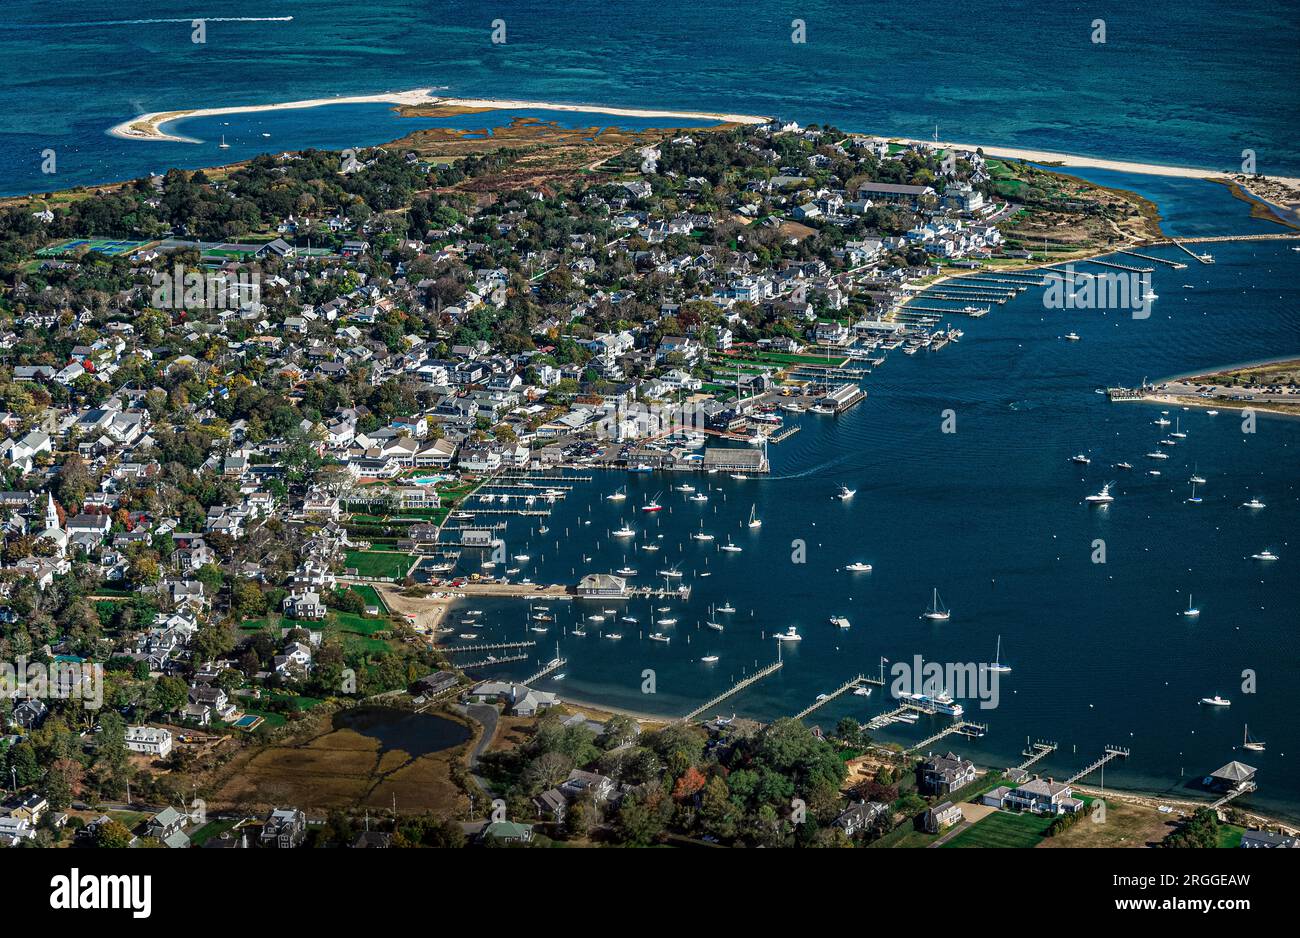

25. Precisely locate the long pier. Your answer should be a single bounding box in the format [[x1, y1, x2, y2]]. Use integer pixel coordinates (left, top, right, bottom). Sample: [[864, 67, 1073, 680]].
[[522, 657, 567, 685], [1170, 239, 1214, 264], [680, 659, 784, 723], [444, 640, 537, 655], [1065, 746, 1131, 785], [792, 673, 883, 721], [1117, 249, 1187, 269], [459, 653, 528, 669], [1081, 258, 1153, 274], [1014, 740, 1059, 772], [905, 720, 989, 754], [901, 304, 990, 316]]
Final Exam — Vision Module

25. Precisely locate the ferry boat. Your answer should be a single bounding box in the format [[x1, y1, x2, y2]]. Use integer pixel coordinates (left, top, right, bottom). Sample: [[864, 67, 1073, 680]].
[[1085, 482, 1115, 504], [648, 632, 671, 643], [719, 539, 743, 552], [1064, 332, 1081, 341], [613, 525, 635, 537], [987, 635, 1011, 673], [899, 691, 964, 717], [1241, 496, 1265, 509], [774, 626, 803, 642], [701, 655, 719, 663], [845, 561, 873, 572], [1181, 594, 1200, 618], [835, 484, 856, 500], [1243, 725, 1266, 752], [1251, 549, 1278, 561], [1070, 454, 1090, 465], [747, 505, 762, 528], [606, 487, 627, 501], [829, 616, 851, 629], [921, 588, 951, 622], [1200, 695, 1231, 707]]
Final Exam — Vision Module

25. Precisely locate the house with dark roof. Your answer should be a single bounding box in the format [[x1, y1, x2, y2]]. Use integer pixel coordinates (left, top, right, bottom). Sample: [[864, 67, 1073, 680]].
[[919, 751, 976, 795]]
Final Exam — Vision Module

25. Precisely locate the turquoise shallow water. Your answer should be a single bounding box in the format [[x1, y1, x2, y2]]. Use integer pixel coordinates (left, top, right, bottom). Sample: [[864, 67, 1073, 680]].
[[1, 0, 1298, 194]]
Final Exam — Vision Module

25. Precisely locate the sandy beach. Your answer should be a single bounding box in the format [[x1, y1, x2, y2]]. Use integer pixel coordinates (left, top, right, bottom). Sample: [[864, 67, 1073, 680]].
[[107, 89, 1297, 191], [107, 90, 770, 144]]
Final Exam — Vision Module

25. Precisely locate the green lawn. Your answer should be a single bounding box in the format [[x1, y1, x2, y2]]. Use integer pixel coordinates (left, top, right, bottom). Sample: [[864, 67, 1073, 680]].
[[330, 611, 390, 636], [868, 823, 940, 848], [1217, 824, 1245, 848], [348, 584, 388, 613], [942, 810, 1054, 848], [344, 550, 415, 580], [189, 818, 239, 846]]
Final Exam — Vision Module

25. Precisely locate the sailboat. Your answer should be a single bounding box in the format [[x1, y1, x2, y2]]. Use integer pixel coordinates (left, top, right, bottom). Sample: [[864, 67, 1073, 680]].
[[1170, 417, 1187, 439], [218, 134, 231, 149], [1243, 725, 1266, 752], [1185, 482, 1202, 504], [1181, 594, 1200, 617], [987, 635, 1011, 673], [704, 604, 724, 631], [921, 589, 951, 622], [747, 504, 762, 528]]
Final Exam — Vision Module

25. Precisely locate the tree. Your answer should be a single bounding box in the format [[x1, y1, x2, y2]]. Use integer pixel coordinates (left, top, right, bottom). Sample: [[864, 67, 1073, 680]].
[[96, 819, 134, 848]]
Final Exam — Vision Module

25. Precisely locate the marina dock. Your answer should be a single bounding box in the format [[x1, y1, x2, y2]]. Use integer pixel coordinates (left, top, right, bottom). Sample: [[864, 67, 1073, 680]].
[[1065, 746, 1131, 785], [522, 656, 567, 685], [792, 673, 885, 721], [680, 658, 784, 723], [459, 653, 528, 669], [905, 719, 989, 754], [444, 640, 537, 655], [1013, 740, 1059, 772], [1117, 249, 1187, 269]]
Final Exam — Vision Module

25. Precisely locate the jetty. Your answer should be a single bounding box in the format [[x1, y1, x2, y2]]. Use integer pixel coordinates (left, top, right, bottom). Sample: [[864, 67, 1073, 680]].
[[1065, 745, 1131, 785], [680, 658, 784, 723], [444, 640, 536, 655], [905, 719, 989, 754], [1081, 258, 1153, 274], [459, 653, 528, 669], [792, 672, 885, 721], [1171, 239, 1215, 264], [1014, 740, 1059, 772], [522, 656, 567, 685], [1117, 249, 1187, 269]]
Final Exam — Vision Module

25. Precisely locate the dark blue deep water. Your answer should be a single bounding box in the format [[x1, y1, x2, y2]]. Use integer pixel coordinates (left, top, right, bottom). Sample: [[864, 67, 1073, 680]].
[[2, 0, 1298, 194]]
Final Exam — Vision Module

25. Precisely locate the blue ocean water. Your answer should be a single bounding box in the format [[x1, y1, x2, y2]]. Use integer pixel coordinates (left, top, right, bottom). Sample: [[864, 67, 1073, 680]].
[[446, 233, 1300, 820], [2, 0, 1298, 195]]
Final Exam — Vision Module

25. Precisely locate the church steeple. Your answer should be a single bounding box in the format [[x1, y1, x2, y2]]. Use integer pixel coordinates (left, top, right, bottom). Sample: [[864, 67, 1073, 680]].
[[45, 491, 59, 531]]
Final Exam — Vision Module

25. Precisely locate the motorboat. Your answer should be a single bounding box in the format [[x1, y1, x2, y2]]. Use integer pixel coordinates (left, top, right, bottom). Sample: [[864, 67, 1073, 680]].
[[845, 562, 873, 572], [774, 626, 802, 642]]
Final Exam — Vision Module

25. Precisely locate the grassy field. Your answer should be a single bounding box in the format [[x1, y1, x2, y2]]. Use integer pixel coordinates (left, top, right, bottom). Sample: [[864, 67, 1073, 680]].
[[344, 550, 415, 580], [942, 810, 1055, 848], [868, 822, 940, 848], [348, 584, 388, 613]]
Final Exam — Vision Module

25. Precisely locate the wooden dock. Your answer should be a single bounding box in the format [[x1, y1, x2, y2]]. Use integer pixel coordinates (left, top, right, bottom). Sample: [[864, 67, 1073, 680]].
[[680, 659, 784, 723], [459, 653, 528, 669], [1065, 746, 1131, 785], [792, 673, 883, 721], [522, 657, 567, 685], [444, 640, 537, 655], [905, 719, 989, 754], [1014, 740, 1058, 772], [1171, 239, 1215, 264], [1117, 249, 1187, 269]]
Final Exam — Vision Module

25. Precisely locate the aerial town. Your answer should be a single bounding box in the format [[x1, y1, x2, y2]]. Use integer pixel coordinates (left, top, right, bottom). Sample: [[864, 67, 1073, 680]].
[[0, 113, 1288, 854]]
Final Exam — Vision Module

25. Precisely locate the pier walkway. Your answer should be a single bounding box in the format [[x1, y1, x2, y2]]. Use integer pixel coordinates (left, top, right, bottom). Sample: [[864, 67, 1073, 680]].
[[792, 673, 883, 721], [680, 659, 784, 723], [522, 657, 567, 685], [1117, 249, 1187, 269], [1065, 746, 1131, 785], [459, 653, 527, 669], [905, 720, 989, 754], [1014, 741, 1058, 772], [1212, 782, 1257, 810], [444, 640, 537, 656]]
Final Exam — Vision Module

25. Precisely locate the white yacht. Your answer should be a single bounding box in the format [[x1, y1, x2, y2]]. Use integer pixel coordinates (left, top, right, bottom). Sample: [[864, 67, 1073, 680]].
[[852, 686, 873, 697], [606, 487, 627, 502], [1116, 461, 1133, 470], [774, 626, 803, 642], [605, 632, 623, 640], [1241, 496, 1265, 509], [513, 553, 531, 562], [1085, 482, 1115, 504], [676, 483, 696, 493], [845, 561, 873, 572], [717, 602, 736, 613], [689, 492, 709, 503], [692, 530, 715, 542], [701, 655, 719, 663], [641, 543, 660, 552], [658, 567, 684, 578], [921, 588, 951, 622], [1146, 450, 1169, 460], [835, 484, 856, 500], [616, 566, 638, 576], [656, 617, 678, 626], [1251, 549, 1279, 561], [748, 505, 762, 528], [1200, 695, 1231, 707], [1070, 453, 1091, 465], [648, 633, 670, 643], [1064, 332, 1081, 341]]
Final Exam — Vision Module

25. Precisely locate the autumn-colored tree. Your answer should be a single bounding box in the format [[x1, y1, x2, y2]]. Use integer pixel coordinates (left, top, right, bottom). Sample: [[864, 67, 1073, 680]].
[[672, 765, 707, 802]]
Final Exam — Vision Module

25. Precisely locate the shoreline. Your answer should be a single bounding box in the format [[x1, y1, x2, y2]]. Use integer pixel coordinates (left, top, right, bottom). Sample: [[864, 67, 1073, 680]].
[[106, 91, 771, 144], [103, 89, 1296, 188]]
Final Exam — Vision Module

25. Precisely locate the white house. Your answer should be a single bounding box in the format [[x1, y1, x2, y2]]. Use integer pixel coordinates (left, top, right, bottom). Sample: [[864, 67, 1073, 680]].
[[125, 725, 174, 758]]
